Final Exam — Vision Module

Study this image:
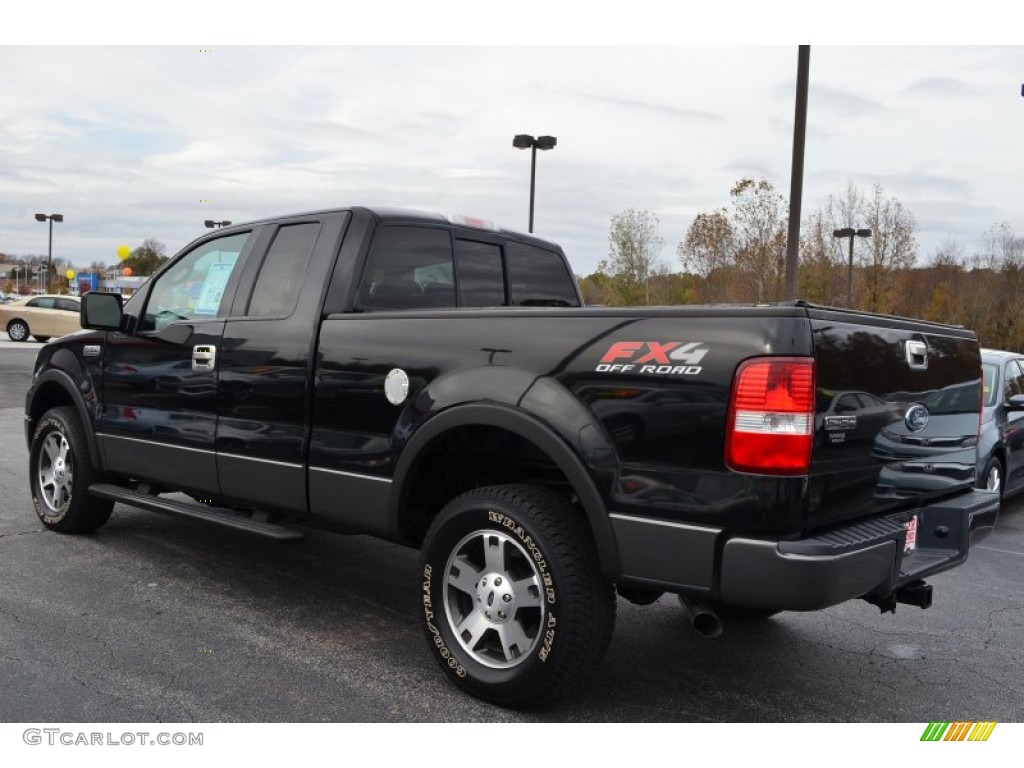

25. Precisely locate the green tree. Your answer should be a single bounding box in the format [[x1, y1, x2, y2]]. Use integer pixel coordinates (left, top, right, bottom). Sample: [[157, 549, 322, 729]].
[[122, 239, 169, 276], [606, 208, 664, 305]]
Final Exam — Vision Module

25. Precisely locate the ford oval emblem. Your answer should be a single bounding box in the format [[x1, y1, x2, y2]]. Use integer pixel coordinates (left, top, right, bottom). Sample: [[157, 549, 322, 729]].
[[905, 404, 930, 432]]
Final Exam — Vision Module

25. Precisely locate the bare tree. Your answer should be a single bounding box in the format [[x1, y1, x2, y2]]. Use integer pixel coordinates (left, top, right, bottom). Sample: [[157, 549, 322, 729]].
[[799, 210, 844, 306], [860, 184, 917, 312], [730, 178, 788, 303], [607, 208, 664, 305]]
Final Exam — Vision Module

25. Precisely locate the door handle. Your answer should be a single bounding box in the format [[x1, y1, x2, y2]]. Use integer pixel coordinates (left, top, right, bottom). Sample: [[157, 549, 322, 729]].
[[192, 344, 217, 372]]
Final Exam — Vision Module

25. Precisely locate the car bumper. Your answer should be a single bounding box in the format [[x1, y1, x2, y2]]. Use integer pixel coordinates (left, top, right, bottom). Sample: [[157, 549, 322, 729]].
[[611, 488, 999, 611], [718, 488, 999, 610]]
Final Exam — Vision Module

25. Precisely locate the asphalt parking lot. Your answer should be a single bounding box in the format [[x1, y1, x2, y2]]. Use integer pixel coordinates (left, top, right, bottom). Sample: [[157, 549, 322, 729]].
[[1, 341, 1022, 722]]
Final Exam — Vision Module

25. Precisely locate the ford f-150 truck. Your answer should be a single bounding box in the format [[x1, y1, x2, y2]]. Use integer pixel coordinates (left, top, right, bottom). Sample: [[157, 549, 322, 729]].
[[25, 206, 998, 706]]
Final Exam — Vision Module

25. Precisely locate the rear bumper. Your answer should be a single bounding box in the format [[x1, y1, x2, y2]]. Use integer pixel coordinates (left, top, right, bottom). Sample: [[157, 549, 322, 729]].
[[719, 488, 999, 611], [611, 488, 999, 612]]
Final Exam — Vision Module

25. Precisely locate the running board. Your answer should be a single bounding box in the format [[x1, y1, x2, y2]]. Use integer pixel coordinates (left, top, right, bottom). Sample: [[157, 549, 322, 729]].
[[88, 483, 305, 543]]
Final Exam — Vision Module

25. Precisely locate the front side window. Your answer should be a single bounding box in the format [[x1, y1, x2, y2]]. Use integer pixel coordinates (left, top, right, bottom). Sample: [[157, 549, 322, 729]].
[[141, 232, 250, 331], [1005, 360, 1024, 401], [28, 297, 56, 309]]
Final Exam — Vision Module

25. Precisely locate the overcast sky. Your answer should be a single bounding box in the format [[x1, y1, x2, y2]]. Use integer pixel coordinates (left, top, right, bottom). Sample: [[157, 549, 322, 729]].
[[1, 39, 1021, 276]]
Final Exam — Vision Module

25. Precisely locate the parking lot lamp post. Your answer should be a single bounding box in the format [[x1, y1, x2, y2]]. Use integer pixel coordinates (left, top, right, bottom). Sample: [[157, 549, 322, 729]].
[[13, 266, 24, 294], [512, 134, 557, 233], [833, 227, 872, 307], [204, 220, 232, 229], [34, 213, 64, 293]]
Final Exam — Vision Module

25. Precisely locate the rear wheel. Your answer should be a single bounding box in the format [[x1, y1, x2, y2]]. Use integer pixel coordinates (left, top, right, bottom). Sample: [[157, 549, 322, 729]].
[[419, 484, 615, 707], [29, 407, 113, 533], [7, 319, 29, 342]]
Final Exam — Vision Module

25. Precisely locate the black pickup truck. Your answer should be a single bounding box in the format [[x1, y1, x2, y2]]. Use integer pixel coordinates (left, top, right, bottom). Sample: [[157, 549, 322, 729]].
[[25, 206, 998, 706]]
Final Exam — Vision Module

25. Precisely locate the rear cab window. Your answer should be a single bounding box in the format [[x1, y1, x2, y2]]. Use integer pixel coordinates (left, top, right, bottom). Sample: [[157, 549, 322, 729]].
[[356, 225, 580, 310]]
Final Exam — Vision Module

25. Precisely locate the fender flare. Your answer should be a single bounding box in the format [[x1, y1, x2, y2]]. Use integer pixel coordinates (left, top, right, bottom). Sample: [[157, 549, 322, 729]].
[[390, 402, 621, 576], [26, 368, 104, 471]]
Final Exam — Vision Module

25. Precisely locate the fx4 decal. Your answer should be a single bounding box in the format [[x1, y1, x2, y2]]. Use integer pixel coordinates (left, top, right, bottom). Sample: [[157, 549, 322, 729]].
[[595, 341, 709, 376]]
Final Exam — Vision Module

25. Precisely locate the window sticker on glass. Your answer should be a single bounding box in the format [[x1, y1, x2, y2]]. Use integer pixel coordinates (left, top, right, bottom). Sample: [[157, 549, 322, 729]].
[[195, 259, 236, 315]]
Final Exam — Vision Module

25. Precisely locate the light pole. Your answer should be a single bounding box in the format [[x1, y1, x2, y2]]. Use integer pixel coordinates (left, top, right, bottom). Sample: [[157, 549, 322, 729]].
[[204, 219, 232, 229], [833, 227, 872, 307], [512, 134, 557, 233], [13, 266, 24, 294], [37, 265, 49, 294], [34, 213, 64, 293]]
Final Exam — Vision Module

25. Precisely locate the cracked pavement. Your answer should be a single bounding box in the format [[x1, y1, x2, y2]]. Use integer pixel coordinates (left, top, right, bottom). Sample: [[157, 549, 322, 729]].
[[1, 341, 1022, 721]]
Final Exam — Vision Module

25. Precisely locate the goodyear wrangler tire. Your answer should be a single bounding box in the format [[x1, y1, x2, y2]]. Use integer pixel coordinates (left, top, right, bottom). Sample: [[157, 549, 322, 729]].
[[30, 407, 113, 533], [419, 484, 615, 707]]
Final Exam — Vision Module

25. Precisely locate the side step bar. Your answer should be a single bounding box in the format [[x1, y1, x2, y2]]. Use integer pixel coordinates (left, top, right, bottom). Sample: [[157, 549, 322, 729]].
[[88, 483, 305, 543]]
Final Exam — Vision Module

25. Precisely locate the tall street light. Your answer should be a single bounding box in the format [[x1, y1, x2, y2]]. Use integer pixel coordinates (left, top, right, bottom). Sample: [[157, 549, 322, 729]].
[[833, 227, 872, 307], [512, 134, 556, 233], [34, 213, 64, 293], [205, 219, 232, 229]]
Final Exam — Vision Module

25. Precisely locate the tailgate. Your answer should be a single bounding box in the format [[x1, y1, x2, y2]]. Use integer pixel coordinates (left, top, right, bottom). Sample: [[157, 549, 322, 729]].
[[808, 308, 981, 526]]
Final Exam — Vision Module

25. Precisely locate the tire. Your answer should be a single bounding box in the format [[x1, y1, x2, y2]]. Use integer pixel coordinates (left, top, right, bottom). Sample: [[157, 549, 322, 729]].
[[419, 484, 615, 707], [980, 456, 1004, 498], [7, 319, 29, 342], [29, 407, 113, 533]]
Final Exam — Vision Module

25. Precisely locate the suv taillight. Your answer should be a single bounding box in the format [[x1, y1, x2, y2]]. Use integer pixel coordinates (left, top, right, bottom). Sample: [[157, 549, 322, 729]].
[[725, 357, 815, 475]]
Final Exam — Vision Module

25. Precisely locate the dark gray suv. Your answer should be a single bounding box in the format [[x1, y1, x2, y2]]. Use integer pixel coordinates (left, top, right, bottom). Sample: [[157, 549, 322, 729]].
[[978, 348, 1024, 497]]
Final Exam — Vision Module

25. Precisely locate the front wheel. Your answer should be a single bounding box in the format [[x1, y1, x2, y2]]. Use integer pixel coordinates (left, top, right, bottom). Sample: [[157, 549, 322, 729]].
[[980, 456, 1004, 497], [7, 319, 29, 342], [30, 407, 113, 533], [419, 484, 615, 707]]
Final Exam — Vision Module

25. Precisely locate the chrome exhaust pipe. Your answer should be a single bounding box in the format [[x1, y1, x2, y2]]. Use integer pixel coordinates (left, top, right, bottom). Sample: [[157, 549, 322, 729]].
[[677, 594, 723, 638]]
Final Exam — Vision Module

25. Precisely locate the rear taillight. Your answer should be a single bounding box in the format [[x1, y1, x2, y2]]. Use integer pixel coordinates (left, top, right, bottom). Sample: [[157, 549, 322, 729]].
[[725, 357, 815, 475]]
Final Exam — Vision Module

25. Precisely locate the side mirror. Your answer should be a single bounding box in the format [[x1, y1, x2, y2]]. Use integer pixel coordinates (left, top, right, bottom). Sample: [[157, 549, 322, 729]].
[[81, 292, 124, 331]]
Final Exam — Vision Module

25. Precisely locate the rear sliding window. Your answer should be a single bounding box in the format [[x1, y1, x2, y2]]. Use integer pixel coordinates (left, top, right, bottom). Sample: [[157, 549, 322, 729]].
[[455, 239, 505, 306]]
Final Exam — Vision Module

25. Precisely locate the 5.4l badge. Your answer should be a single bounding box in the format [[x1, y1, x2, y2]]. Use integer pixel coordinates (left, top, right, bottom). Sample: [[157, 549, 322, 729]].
[[595, 341, 708, 376]]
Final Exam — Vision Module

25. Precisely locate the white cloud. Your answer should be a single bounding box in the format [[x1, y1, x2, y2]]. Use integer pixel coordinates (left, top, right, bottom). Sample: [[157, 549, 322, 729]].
[[0, 45, 1021, 277]]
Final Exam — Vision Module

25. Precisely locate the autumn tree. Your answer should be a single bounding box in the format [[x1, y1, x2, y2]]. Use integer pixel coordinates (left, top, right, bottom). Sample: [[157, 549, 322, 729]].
[[677, 209, 733, 303]]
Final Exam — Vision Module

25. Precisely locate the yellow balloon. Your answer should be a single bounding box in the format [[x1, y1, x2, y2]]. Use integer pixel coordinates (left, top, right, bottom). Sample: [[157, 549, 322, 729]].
[[117, 244, 131, 261], [66, 270, 76, 280]]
